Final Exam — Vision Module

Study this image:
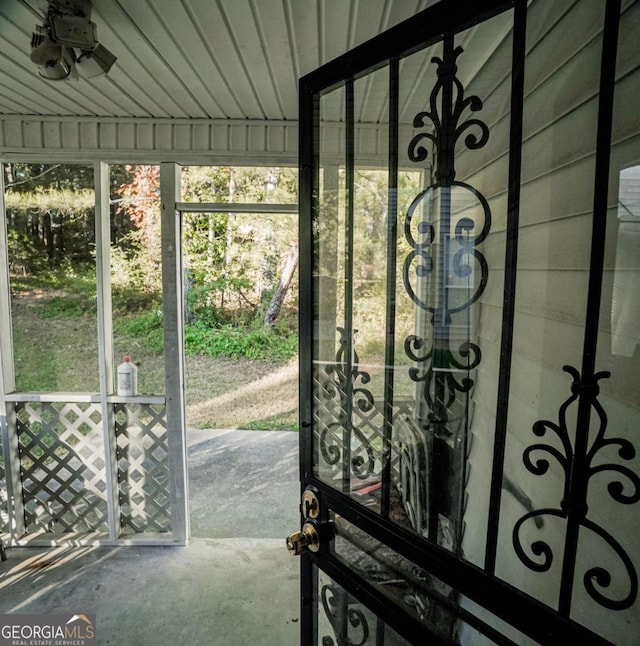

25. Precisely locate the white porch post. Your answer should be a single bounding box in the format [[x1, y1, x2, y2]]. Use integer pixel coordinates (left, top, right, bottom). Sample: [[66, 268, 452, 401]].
[[94, 161, 120, 543], [160, 162, 189, 544], [0, 164, 24, 542]]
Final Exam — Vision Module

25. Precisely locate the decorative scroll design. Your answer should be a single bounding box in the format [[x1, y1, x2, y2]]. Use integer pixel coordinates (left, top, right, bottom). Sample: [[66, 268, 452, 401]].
[[403, 185, 491, 316], [403, 39, 490, 430], [513, 366, 639, 611], [408, 46, 489, 181], [321, 584, 370, 646], [319, 327, 377, 479], [396, 413, 430, 536], [404, 334, 482, 428]]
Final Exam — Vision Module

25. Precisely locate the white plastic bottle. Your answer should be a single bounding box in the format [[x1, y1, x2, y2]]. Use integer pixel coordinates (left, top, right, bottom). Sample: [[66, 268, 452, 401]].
[[117, 356, 138, 396]]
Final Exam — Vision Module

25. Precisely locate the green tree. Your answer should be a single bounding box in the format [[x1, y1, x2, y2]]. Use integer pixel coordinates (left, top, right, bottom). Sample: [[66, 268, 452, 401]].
[[3, 163, 135, 274], [112, 165, 162, 295], [180, 166, 298, 319]]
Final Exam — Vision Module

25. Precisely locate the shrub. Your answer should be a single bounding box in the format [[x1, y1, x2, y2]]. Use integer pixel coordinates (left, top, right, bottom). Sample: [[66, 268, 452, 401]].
[[113, 309, 164, 352], [184, 320, 296, 361], [114, 310, 296, 362]]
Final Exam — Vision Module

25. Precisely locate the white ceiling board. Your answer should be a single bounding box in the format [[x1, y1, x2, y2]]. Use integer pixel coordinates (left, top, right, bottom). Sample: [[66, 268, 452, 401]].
[[221, 1, 286, 119], [0, 0, 436, 124], [95, 1, 206, 118]]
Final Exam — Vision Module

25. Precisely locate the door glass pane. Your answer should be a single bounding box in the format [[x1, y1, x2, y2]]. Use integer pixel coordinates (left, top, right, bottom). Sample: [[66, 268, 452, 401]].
[[318, 571, 411, 646], [393, 13, 515, 556], [589, 2, 640, 643], [312, 8, 515, 556], [314, 83, 347, 487], [346, 67, 390, 512], [498, 0, 608, 615], [330, 514, 537, 645]]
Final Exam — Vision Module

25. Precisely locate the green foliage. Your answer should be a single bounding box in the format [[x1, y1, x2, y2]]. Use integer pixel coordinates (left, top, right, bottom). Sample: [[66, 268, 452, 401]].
[[179, 166, 298, 316], [113, 308, 296, 362], [4, 163, 94, 193], [182, 212, 229, 292], [7, 228, 50, 274], [113, 310, 164, 352], [113, 165, 163, 295], [184, 320, 296, 361], [11, 269, 98, 319], [7, 163, 301, 376], [110, 237, 163, 300], [39, 295, 89, 319], [245, 420, 298, 431], [5, 187, 96, 272], [112, 285, 159, 314], [13, 328, 58, 391], [5, 187, 95, 211], [6, 164, 299, 329], [230, 167, 298, 203], [181, 166, 298, 204], [181, 166, 230, 201], [11, 266, 93, 292]]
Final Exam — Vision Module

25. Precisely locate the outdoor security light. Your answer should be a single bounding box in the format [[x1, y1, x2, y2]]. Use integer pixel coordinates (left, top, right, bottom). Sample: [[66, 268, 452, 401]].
[[30, 26, 76, 81], [29, 0, 116, 81], [75, 43, 117, 78]]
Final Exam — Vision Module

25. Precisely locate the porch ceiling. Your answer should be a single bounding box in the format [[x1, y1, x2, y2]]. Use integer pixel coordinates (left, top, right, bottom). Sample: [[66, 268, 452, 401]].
[[0, 0, 432, 123]]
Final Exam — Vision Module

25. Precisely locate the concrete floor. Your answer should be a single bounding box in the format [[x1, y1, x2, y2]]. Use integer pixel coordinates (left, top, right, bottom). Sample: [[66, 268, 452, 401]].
[[0, 429, 302, 646]]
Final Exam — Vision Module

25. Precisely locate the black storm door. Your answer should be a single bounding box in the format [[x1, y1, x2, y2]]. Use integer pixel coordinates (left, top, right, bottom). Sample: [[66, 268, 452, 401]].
[[295, 1, 639, 644]]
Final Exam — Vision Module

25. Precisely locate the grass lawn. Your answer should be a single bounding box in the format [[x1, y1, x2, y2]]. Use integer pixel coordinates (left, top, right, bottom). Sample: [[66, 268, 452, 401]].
[[10, 280, 298, 431]]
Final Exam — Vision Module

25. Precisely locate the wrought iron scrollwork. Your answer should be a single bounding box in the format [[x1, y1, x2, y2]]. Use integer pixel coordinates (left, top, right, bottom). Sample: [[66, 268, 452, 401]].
[[404, 334, 481, 428], [403, 184, 491, 316], [513, 365, 639, 611], [321, 584, 370, 646], [403, 38, 490, 429], [320, 327, 377, 479], [408, 46, 490, 184]]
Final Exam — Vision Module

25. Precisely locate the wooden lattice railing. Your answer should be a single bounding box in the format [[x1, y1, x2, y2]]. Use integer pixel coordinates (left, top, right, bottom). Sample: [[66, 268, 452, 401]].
[[17, 401, 110, 534], [114, 402, 171, 534], [0, 395, 171, 542], [313, 366, 412, 488]]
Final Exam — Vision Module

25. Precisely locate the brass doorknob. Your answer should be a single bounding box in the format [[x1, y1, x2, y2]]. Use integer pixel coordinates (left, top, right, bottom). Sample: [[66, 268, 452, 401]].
[[286, 522, 320, 555]]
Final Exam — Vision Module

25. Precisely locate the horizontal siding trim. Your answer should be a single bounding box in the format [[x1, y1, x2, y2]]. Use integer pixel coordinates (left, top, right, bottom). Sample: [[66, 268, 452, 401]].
[[0, 115, 395, 166], [0, 116, 299, 164]]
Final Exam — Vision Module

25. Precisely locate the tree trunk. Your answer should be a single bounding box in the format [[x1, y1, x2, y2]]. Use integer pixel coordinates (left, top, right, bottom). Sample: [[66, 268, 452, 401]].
[[264, 243, 298, 328], [4, 163, 15, 187]]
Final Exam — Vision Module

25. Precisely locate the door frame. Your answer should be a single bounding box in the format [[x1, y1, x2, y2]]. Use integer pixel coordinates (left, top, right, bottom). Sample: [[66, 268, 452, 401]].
[[297, 0, 629, 643]]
